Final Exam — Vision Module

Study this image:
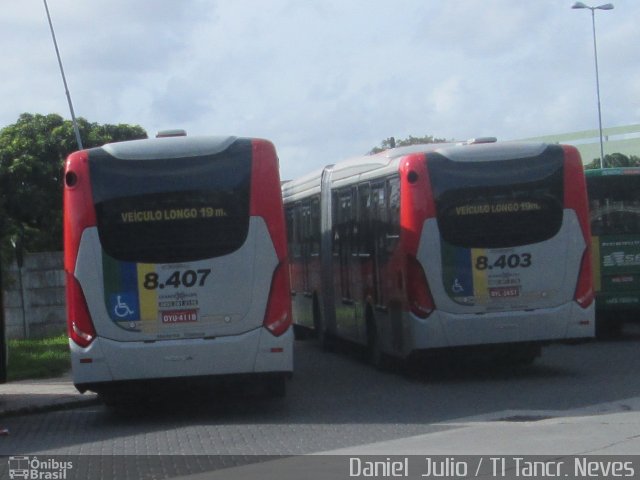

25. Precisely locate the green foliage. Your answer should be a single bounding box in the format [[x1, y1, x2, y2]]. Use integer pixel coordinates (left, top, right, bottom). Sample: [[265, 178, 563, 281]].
[[369, 134, 449, 154], [584, 153, 640, 170], [0, 113, 147, 257], [7, 333, 70, 381]]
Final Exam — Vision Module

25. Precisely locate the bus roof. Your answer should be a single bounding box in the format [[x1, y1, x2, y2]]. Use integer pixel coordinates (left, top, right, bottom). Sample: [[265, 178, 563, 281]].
[[100, 135, 239, 160], [281, 166, 326, 199], [283, 141, 559, 200]]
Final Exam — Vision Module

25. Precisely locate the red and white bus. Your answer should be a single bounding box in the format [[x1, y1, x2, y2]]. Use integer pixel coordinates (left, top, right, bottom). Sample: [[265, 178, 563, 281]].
[[282, 139, 594, 366], [64, 135, 292, 401]]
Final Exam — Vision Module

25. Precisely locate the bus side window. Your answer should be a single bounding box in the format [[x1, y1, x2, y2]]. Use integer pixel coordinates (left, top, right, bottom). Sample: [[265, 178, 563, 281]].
[[332, 191, 339, 256], [301, 202, 311, 259], [371, 182, 386, 256], [334, 188, 354, 299], [387, 176, 401, 251], [286, 204, 299, 259], [358, 183, 372, 256], [293, 203, 303, 259], [310, 197, 320, 256]]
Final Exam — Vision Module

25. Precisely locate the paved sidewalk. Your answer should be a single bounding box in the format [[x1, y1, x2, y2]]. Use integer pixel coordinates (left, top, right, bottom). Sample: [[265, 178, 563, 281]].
[[1, 375, 639, 456], [177, 398, 640, 480], [324, 395, 640, 455], [0, 373, 98, 418]]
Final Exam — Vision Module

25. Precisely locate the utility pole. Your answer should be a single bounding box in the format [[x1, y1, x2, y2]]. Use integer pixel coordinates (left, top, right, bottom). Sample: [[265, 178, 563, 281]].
[[43, 0, 83, 150]]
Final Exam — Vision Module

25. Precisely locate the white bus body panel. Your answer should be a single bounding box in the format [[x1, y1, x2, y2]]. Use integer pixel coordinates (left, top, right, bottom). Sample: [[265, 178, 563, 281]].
[[75, 218, 276, 341], [70, 216, 292, 385], [411, 209, 595, 350], [406, 302, 594, 351], [70, 328, 293, 385]]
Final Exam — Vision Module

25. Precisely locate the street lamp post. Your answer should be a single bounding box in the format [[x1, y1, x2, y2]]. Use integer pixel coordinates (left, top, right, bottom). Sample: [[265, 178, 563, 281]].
[[571, 2, 613, 169]]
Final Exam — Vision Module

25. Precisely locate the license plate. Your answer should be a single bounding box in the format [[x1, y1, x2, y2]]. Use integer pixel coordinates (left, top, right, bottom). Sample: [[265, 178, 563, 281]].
[[489, 286, 520, 298], [161, 309, 198, 324]]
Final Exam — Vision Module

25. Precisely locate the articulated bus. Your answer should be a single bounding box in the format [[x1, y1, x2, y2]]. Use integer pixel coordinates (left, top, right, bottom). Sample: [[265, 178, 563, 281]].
[[282, 140, 594, 366], [64, 135, 292, 401], [586, 167, 640, 335]]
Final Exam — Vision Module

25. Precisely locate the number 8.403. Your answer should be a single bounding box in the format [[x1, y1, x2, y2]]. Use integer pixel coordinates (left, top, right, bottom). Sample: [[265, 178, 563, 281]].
[[143, 269, 212, 290], [475, 253, 532, 270]]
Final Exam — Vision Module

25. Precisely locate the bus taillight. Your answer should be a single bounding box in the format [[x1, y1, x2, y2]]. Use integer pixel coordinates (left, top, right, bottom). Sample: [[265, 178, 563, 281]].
[[575, 250, 594, 309], [264, 262, 292, 336], [66, 273, 96, 348], [406, 255, 434, 318], [562, 145, 594, 309]]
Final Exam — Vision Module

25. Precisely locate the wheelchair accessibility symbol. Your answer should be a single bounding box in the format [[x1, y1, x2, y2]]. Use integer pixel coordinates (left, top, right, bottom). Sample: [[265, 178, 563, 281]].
[[114, 296, 134, 317], [109, 293, 138, 320], [452, 278, 465, 294]]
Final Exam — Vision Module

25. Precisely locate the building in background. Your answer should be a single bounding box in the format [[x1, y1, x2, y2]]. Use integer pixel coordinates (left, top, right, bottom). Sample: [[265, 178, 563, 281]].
[[521, 124, 640, 165]]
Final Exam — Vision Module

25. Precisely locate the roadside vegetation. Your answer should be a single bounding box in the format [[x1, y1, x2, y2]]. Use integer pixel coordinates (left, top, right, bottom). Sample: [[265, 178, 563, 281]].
[[0, 113, 147, 261], [7, 333, 70, 381]]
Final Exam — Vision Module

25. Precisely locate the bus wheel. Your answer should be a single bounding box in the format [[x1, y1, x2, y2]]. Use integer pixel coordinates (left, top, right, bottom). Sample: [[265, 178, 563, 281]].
[[99, 390, 140, 410], [596, 312, 622, 339], [313, 298, 333, 351], [513, 344, 541, 365], [495, 344, 541, 366], [266, 375, 286, 398], [366, 318, 389, 370], [293, 324, 309, 341], [98, 391, 117, 408]]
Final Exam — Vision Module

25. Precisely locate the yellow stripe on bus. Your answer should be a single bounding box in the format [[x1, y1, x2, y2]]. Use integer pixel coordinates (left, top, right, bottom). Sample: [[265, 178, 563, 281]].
[[471, 248, 488, 303], [137, 263, 158, 323]]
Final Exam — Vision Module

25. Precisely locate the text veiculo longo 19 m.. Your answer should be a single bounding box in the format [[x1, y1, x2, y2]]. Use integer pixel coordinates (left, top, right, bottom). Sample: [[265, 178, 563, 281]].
[[119, 207, 227, 224]]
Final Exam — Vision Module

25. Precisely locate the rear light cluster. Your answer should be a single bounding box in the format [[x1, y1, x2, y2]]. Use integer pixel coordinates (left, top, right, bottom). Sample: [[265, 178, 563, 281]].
[[406, 255, 435, 318], [263, 262, 292, 336], [250, 140, 292, 336], [64, 151, 98, 347], [66, 273, 96, 348], [562, 145, 594, 309], [575, 251, 594, 309]]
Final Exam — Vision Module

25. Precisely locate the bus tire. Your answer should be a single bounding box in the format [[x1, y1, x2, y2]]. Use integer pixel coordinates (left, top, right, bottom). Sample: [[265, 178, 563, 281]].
[[293, 324, 309, 341], [595, 312, 622, 339], [495, 343, 541, 366], [313, 296, 333, 351], [266, 375, 286, 398], [99, 391, 138, 412], [366, 313, 390, 371], [98, 391, 117, 408]]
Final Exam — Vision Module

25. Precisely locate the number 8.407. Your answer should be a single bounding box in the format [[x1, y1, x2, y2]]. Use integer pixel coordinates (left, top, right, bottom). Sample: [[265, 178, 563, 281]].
[[143, 269, 212, 290], [475, 253, 532, 270]]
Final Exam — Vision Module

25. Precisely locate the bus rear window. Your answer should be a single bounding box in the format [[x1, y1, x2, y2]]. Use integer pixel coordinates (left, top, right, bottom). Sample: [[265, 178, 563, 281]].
[[89, 140, 252, 263], [587, 174, 640, 236], [428, 146, 564, 248]]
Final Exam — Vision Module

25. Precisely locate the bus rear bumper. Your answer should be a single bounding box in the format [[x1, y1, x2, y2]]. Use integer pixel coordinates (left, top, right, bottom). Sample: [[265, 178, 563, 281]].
[[69, 327, 293, 393], [408, 301, 595, 352]]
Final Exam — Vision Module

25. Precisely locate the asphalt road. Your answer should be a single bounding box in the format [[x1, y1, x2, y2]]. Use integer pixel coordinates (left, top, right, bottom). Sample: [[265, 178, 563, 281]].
[[1, 328, 640, 477]]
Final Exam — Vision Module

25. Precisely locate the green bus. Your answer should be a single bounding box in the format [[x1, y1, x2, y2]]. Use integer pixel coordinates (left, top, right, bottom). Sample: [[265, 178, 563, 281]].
[[586, 167, 640, 335]]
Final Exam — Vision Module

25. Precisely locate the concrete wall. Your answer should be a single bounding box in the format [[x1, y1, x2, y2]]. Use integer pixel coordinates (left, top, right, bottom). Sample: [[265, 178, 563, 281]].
[[3, 252, 66, 340]]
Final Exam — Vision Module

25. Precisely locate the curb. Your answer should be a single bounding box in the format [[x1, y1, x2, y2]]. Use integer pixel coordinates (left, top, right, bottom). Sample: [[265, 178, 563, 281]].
[[0, 395, 100, 419]]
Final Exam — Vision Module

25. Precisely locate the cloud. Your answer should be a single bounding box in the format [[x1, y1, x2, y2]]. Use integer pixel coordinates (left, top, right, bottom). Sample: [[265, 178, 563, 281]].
[[1, 1, 638, 179]]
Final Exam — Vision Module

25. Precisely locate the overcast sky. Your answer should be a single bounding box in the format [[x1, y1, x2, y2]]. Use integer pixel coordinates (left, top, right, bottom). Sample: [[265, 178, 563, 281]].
[[1, 1, 638, 179]]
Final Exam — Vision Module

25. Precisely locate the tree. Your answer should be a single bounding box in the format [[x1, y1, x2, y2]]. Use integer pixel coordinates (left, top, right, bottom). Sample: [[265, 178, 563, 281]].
[[0, 113, 147, 256], [368, 134, 449, 154], [584, 152, 640, 170]]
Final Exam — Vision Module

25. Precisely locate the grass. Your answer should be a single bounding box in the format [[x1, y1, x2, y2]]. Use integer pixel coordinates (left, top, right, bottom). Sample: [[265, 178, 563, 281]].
[[7, 333, 71, 381]]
